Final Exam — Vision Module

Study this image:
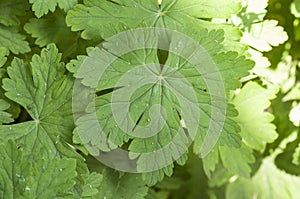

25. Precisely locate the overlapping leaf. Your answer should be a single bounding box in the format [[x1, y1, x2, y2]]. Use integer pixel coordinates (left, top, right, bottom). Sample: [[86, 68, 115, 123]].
[[226, 157, 300, 199], [0, 140, 77, 199], [241, 20, 288, 52], [0, 44, 107, 198], [233, 81, 278, 150], [0, 26, 30, 54], [95, 169, 148, 199], [66, 0, 242, 43], [1, 44, 74, 160], [70, 26, 253, 185], [30, 0, 77, 18], [0, 0, 29, 26], [24, 10, 93, 59], [0, 99, 13, 124], [203, 81, 277, 178], [0, 1, 30, 54]]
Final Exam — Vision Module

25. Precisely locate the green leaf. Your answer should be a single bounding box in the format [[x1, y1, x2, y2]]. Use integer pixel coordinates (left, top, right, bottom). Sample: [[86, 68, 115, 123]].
[[57, 0, 77, 12], [246, 0, 268, 16], [265, 94, 298, 155], [283, 82, 300, 101], [24, 10, 91, 59], [95, 169, 148, 199], [0, 47, 8, 68], [291, 1, 300, 18], [232, 81, 278, 150], [237, 0, 268, 27], [0, 99, 13, 124], [164, 0, 242, 18], [1, 44, 74, 157], [0, 44, 95, 199], [219, 143, 255, 177], [247, 48, 271, 75], [75, 45, 190, 185], [72, 27, 253, 185], [226, 157, 300, 199], [165, 153, 210, 199], [275, 138, 300, 175], [289, 103, 300, 126], [0, 0, 30, 26], [66, 0, 242, 41], [81, 172, 102, 198], [241, 20, 288, 52], [0, 47, 8, 78], [0, 25, 30, 54], [30, 0, 77, 18], [202, 147, 219, 177], [0, 140, 77, 199], [292, 143, 300, 165], [0, 89, 21, 120]]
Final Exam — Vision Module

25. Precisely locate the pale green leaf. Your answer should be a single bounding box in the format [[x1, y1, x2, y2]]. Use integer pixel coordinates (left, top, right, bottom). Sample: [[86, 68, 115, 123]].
[[291, 0, 300, 18], [232, 81, 278, 150], [248, 48, 271, 74], [219, 143, 255, 177], [202, 147, 219, 177], [292, 143, 300, 165], [252, 54, 296, 93], [236, 0, 268, 25], [163, 0, 242, 18], [226, 157, 300, 199], [246, 0, 268, 16], [289, 103, 300, 126], [283, 83, 300, 101], [241, 20, 288, 52]]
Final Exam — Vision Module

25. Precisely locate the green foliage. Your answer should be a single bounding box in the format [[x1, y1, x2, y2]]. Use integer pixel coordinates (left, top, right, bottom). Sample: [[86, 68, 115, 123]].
[[66, 0, 242, 44], [233, 82, 278, 150], [70, 28, 253, 185], [226, 157, 300, 199], [0, 0, 298, 199], [0, 140, 77, 199], [24, 10, 92, 60], [96, 169, 148, 199], [0, 26, 30, 54], [0, 1, 30, 54], [0, 99, 13, 124], [0, 0, 30, 26], [30, 0, 77, 18]]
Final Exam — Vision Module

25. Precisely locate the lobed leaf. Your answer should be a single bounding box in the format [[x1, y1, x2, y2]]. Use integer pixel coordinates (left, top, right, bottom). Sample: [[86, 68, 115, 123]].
[[233, 81, 278, 150], [30, 0, 77, 18]]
